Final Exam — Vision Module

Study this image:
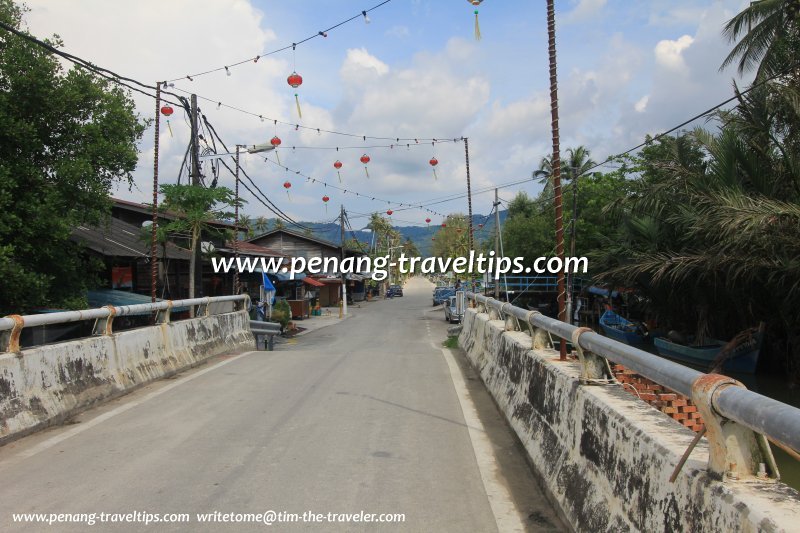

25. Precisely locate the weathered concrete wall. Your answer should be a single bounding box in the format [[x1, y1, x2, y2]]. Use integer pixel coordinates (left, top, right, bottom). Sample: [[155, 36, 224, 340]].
[[0, 311, 254, 443], [458, 308, 800, 532]]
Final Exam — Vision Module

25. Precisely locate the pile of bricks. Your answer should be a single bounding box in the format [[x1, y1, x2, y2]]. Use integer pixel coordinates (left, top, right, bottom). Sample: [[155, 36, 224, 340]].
[[611, 364, 705, 433]]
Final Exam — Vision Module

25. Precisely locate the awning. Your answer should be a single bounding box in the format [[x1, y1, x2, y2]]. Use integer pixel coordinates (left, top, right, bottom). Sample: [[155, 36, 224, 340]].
[[267, 271, 306, 282], [303, 277, 325, 287]]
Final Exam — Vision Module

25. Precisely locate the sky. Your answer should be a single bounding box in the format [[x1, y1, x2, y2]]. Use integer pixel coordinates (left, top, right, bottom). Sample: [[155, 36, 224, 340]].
[[21, 0, 753, 229]]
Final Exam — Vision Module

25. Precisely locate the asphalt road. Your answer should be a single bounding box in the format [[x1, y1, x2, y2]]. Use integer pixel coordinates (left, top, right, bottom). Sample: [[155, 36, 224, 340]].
[[0, 278, 563, 532]]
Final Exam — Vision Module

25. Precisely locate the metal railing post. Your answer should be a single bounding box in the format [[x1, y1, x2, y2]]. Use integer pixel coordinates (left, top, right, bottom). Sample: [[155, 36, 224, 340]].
[[691, 374, 778, 480], [92, 306, 116, 336]]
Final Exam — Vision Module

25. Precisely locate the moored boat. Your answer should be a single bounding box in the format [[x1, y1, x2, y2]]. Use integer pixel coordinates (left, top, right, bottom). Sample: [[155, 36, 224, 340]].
[[653, 327, 764, 374], [599, 309, 647, 346]]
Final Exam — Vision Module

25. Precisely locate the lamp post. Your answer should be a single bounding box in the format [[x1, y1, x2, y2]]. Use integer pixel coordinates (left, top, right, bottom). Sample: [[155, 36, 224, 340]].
[[201, 143, 276, 295]]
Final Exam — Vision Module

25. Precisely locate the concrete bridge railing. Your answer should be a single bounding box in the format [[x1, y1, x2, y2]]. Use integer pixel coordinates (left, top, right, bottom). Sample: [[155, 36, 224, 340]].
[[460, 292, 800, 532], [0, 295, 255, 444]]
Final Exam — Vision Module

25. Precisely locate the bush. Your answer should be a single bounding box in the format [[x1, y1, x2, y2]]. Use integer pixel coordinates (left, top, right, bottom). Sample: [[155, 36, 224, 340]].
[[272, 300, 291, 329]]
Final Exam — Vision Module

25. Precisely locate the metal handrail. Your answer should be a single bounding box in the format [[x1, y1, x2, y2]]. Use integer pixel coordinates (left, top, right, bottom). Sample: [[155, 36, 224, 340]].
[[1, 295, 250, 353], [466, 291, 800, 456], [0, 295, 247, 332]]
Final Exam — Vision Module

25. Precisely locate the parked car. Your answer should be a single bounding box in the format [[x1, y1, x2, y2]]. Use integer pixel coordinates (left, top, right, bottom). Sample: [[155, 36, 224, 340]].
[[433, 287, 455, 306], [389, 284, 403, 297], [444, 295, 462, 323]]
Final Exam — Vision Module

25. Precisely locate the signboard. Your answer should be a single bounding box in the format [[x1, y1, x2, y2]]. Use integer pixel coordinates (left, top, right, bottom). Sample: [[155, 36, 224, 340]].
[[112, 266, 133, 289]]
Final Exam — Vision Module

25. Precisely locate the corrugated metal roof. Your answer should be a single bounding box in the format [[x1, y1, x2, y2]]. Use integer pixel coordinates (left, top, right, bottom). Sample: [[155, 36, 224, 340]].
[[72, 217, 191, 260]]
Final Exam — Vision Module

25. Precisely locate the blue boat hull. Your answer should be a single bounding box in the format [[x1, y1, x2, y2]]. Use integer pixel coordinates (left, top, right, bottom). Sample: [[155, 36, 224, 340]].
[[653, 336, 761, 374], [599, 310, 647, 346]]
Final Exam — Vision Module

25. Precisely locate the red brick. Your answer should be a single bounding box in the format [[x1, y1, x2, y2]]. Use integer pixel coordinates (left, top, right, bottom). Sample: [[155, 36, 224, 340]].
[[639, 393, 657, 402], [662, 407, 678, 414], [674, 413, 688, 421], [672, 399, 688, 407], [659, 393, 678, 401], [689, 412, 703, 420], [682, 405, 698, 414]]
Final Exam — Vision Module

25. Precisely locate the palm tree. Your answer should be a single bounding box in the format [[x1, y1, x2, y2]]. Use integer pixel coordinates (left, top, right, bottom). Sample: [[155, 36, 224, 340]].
[[721, 0, 800, 80], [238, 214, 254, 238], [254, 216, 269, 235], [273, 219, 286, 230]]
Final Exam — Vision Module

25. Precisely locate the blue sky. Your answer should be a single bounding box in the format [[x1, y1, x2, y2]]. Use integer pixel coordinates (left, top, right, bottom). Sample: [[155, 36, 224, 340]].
[[24, 0, 751, 227]]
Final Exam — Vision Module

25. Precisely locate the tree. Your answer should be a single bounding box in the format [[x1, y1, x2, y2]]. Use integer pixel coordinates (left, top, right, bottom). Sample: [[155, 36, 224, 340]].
[[0, 0, 146, 313], [721, 0, 800, 80], [272, 219, 286, 230], [238, 214, 254, 238], [159, 184, 239, 299], [254, 216, 269, 235]]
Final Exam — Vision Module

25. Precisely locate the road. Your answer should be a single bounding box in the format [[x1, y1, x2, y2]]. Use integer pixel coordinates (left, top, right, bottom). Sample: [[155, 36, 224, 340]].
[[0, 278, 563, 532]]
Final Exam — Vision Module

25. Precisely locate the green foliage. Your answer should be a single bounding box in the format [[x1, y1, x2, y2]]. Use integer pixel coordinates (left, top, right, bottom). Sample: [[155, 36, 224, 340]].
[[431, 213, 469, 259], [0, 0, 146, 313], [271, 299, 291, 329]]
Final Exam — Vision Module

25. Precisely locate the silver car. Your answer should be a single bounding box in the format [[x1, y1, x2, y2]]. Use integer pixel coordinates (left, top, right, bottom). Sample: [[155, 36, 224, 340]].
[[444, 295, 462, 323]]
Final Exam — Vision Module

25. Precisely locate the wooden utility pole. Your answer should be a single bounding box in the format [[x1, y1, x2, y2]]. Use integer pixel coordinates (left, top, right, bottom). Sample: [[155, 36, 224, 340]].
[[494, 188, 500, 300], [340, 204, 347, 317], [233, 145, 241, 294], [189, 94, 203, 299], [546, 0, 567, 359], [464, 138, 474, 252], [151, 83, 161, 304]]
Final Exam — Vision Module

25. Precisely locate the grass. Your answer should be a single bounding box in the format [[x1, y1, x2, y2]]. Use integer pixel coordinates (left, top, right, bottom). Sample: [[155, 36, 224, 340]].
[[442, 336, 459, 349]]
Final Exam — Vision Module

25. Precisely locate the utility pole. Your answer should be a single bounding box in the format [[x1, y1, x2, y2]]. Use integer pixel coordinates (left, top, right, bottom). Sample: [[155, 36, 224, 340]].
[[546, 0, 567, 359], [464, 138, 474, 252], [494, 188, 500, 300], [340, 204, 348, 318], [189, 94, 203, 299], [151, 83, 161, 305], [233, 145, 241, 294]]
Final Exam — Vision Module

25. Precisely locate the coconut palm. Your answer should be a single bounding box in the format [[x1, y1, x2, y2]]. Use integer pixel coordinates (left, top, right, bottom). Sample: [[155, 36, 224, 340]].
[[721, 0, 800, 80], [254, 216, 269, 235]]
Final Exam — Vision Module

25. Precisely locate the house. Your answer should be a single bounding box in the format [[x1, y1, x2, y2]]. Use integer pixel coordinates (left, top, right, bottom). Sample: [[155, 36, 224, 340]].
[[249, 228, 368, 306]]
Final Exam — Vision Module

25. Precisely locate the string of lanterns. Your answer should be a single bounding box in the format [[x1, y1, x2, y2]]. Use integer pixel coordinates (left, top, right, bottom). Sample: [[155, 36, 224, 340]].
[[260, 155, 448, 218], [164, 0, 394, 83]]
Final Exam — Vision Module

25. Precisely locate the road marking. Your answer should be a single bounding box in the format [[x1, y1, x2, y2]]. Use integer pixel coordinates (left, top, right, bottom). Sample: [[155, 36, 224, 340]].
[[421, 307, 525, 532], [9, 351, 258, 462], [440, 346, 526, 532]]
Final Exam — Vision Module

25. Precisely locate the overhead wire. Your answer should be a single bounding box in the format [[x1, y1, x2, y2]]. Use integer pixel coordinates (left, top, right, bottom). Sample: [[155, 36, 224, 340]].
[[164, 0, 393, 83]]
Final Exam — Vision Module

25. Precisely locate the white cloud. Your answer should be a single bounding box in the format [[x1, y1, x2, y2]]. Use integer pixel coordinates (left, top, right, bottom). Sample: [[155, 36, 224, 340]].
[[655, 35, 694, 71], [634, 95, 650, 113], [564, 0, 608, 23]]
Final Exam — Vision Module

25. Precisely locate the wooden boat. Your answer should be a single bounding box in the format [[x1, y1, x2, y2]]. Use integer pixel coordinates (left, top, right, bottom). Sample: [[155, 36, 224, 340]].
[[599, 309, 647, 346], [653, 327, 764, 374]]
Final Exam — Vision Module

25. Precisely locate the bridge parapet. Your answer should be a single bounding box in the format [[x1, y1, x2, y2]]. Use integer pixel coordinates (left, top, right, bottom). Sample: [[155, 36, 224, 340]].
[[0, 296, 255, 444], [462, 291, 800, 532]]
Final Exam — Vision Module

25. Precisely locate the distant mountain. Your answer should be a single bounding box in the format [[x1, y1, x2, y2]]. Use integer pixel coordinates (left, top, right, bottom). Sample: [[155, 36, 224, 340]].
[[257, 211, 508, 256]]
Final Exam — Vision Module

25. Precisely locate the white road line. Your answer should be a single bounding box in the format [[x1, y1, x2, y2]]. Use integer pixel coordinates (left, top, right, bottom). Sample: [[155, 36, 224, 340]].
[[10, 351, 258, 461], [423, 310, 525, 532]]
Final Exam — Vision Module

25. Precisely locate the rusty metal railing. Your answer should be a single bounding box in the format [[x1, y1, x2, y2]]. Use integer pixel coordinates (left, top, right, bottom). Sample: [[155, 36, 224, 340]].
[[466, 291, 798, 482], [0, 295, 249, 353]]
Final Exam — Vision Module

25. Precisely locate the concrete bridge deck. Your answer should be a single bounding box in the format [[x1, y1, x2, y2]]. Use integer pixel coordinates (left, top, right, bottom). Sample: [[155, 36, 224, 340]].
[[0, 278, 562, 532]]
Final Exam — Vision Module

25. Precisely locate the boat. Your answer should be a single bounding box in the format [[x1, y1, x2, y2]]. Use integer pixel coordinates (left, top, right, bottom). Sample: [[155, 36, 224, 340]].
[[599, 309, 647, 346], [653, 327, 764, 374]]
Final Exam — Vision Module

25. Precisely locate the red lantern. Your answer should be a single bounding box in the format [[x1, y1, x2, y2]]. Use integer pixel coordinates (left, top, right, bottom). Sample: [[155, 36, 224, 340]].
[[429, 157, 439, 180], [287, 71, 303, 88], [333, 160, 343, 183], [441, 223, 447, 228], [360, 154, 371, 178], [283, 181, 292, 199], [270, 136, 281, 147], [322, 195, 330, 213], [287, 71, 303, 118], [386, 210, 393, 216], [160, 105, 174, 116], [425, 218, 431, 224], [479, 223, 484, 229]]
